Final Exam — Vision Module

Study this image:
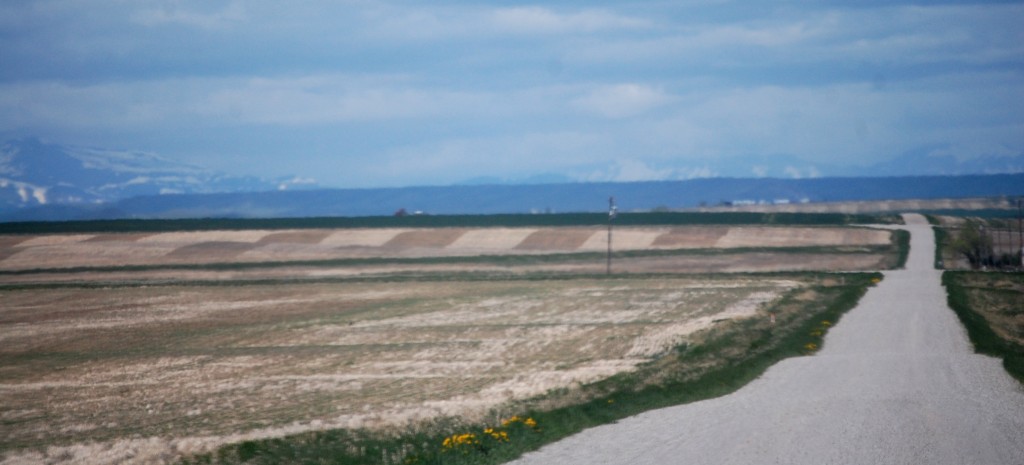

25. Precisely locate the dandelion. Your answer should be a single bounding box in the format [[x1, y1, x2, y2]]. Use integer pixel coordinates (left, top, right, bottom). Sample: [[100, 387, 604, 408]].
[[607, 399, 615, 404], [441, 433, 478, 451], [483, 428, 509, 442], [810, 330, 823, 337], [524, 418, 537, 429], [804, 342, 818, 352], [821, 320, 831, 327]]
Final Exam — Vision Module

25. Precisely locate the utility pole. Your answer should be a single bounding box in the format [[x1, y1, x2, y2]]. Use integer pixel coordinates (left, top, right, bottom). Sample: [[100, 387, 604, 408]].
[[1018, 198, 1023, 268], [607, 196, 617, 275]]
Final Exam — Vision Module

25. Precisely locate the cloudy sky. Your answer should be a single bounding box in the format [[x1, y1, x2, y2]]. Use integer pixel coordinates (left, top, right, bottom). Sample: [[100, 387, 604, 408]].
[[1, 1, 1022, 187]]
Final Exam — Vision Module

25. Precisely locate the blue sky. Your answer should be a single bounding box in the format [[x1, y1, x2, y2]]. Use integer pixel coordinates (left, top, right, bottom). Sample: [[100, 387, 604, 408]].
[[1, 1, 1022, 187]]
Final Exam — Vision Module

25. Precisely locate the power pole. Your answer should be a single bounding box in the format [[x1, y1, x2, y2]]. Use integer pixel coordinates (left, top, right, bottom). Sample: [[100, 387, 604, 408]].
[[1018, 198, 1023, 267], [607, 196, 617, 275]]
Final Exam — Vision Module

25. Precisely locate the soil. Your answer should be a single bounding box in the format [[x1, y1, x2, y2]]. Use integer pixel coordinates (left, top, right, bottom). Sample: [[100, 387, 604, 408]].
[[0, 277, 805, 464], [0, 226, 893, 274], [514, 229, 596, 250], [258, 230, 333, 244], [0, 223, 900, 464], [165, 241, 258, 260], [384, 229, 467, 248]]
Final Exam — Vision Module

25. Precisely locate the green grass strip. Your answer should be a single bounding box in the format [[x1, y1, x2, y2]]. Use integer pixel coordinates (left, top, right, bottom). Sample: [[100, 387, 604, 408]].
[[0, 243, 895, 278], [934, 227, 949, 269], [942, 271, 1024, 382], [893, 229, 910, 269], [0, 212, 899, 234], [0, 270, 862, 292]]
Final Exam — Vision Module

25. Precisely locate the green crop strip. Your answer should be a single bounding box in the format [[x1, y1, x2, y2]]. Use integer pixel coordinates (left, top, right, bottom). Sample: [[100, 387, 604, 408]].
[[0, 243, 897, 278], [0, 212, 899, 235], [0, 270, 868, 292]]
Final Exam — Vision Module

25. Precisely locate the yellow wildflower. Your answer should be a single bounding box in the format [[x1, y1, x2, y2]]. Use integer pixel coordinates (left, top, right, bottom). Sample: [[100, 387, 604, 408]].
[[442, 433, 478, 450]]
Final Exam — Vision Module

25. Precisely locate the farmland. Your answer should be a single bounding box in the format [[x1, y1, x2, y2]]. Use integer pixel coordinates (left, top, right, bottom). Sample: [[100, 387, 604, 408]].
[[0, 224, 899, 283], [0, 219, 901, 464], [943, 271, 1024, 381]]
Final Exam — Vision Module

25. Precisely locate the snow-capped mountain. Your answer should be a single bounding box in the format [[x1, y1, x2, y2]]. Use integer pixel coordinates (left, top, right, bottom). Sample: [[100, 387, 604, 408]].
[[0, 138, 315, 212]]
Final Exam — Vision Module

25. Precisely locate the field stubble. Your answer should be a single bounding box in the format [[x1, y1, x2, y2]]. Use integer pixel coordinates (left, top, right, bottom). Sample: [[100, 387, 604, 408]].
[[0, 223, 899, 464], [1, 276, 810, 464]]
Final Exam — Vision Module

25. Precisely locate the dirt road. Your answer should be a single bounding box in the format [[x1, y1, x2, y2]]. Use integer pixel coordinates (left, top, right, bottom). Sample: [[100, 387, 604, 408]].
[[510, 214, 1024, 464]]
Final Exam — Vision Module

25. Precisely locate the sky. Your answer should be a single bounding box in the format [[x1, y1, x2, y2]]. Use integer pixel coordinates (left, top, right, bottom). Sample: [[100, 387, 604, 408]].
[[1, 0, 1023, 188]]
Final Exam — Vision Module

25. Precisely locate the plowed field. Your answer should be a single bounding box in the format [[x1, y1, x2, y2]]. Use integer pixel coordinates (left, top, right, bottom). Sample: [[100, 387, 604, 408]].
[[0, 225, 892, 278], [0, 224, 898, 464]]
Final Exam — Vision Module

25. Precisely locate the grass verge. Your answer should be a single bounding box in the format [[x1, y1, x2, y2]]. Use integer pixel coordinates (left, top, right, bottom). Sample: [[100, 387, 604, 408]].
[[942, 271, 1024, 382], [0, 212, 899, 235], [893, 229, 910, 269], [181, 272, 881, 465], [934, 227, 949, 269], [0, 270, 864, 292], [0, 243, 898, 277]]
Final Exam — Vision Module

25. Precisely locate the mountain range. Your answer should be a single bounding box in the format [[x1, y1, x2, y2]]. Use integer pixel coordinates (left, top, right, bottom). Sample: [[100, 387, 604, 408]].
[[0, 137, 315, 213], [2, 137, 1023, 222]]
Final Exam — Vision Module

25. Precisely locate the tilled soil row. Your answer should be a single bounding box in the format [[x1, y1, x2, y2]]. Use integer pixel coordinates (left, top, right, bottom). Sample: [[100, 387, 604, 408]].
[[0, 226, 890, 271]]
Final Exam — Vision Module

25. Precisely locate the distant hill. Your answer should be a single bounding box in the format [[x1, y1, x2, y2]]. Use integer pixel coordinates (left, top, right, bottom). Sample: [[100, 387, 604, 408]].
[[3, 137, 1023, 222], [0, 138, 315, 213], [4, 173, 1023, 222]]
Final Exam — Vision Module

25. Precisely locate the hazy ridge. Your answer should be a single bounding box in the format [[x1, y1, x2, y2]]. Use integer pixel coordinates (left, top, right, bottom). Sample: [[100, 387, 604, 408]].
[[4, 173, 1024, 222]]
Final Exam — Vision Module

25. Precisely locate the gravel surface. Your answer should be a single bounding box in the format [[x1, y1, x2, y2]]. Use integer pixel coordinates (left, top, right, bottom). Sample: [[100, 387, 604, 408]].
[[510, 214, 1024, 465]]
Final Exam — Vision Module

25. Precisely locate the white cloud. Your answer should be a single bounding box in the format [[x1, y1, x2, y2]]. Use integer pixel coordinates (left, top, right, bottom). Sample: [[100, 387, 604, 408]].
[[0, 80, 185, 128], [573, 84, 673, 118], [192, 77, 592, 125], [689, 20, 827, 48], [612, 159, 676, 182], [357, 131, 608, 187], [197, 75, 488, 124], [679, 165, 716, 179], [577, 159, 716, 183], [364, 5, 651, 40], [132, 2, 246, 29], [783, 166, 821, 179], [929, 142, 1022, 162], [3, 1, 1023, 187], [0, 75, 523, 128], [566, 12, 833, 65], [567, 3, 1024, 70], [5, 69, 1022, 186], [649, 82, 936, 164], [489, 7, 651, 34]]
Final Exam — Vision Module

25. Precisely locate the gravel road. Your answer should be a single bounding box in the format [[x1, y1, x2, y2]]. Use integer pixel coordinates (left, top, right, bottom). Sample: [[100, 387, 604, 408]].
[[510, 214, 1024, 465]]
